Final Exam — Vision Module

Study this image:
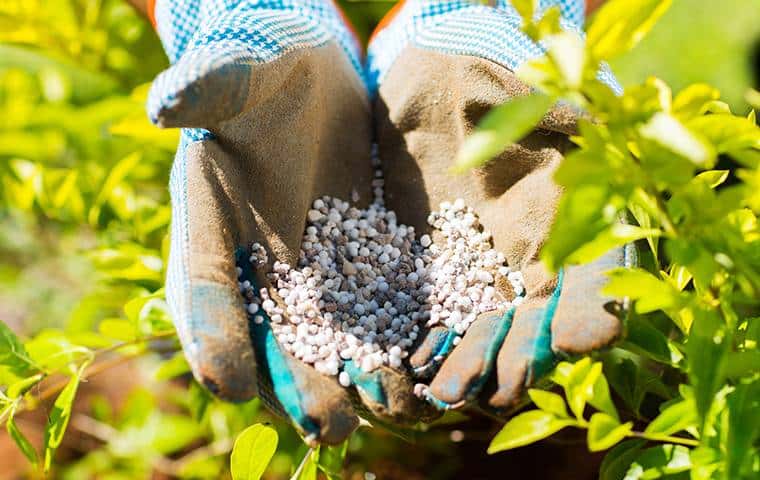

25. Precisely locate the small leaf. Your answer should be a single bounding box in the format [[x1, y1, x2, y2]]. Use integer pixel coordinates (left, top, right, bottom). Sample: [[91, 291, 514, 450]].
[[644, 398, 697, 437], [293, 447, 319, 480], [547, 31, 586, 89], [588, 413, 633, 452], [565, 359, 602, 420], [487, 411, 575, 453], [8, 416, 38, 465], [565, 224, 661, 266], [672, 84, 720, 119], [639, 112, 715, 166], [0, 320, 38, 383], [44, 372, 82, 471], [693, 170, 729, 188], [230, 424, 278, 480], [590, 374, 620, 422], [587, 0, 673, 60], [512, 0, 536, 22], [453, 94, 554, 172], [7, 373, 44, 399], [528, 389, 569, 418], [604, 268, 684, 314], [623, 444, 692, 480], [317, 440, 348, 480]]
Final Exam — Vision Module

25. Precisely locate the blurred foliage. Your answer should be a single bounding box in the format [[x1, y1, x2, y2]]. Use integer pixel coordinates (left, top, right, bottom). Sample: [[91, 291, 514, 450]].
[[1, 0, 760, 479]]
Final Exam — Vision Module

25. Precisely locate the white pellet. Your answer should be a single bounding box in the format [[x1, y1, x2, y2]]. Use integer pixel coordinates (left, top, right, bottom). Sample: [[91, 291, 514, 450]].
[[237, 158, 525, 382]]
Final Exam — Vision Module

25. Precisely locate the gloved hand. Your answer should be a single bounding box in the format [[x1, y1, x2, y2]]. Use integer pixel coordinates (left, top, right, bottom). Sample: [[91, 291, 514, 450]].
[[368, 0, 635, 414], [147, 0, 434, 444]]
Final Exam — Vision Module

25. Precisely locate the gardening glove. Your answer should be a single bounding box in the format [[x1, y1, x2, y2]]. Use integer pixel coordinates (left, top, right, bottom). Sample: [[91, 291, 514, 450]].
[[146, 0, 430, 444], [369, 0, 635, 415]]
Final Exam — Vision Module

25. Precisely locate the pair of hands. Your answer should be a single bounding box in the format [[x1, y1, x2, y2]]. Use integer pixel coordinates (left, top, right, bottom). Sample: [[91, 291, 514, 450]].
[[146, 0, 630, 445]]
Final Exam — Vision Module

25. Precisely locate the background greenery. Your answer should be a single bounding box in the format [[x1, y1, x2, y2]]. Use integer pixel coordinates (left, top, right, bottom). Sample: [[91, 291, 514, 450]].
[[1, 0, 759, 479]]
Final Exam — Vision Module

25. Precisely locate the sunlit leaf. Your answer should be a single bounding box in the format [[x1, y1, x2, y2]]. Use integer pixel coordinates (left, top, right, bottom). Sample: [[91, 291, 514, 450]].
[[644, 397, 697, 437], [488, 411, 575, 453], [44, 371, 82, 471], [587, 0, 673, 60], [588, 413, 632, 452], [230, 424, 278, 480], [528, 389, 569, 418], [453, 93, 554, 172], [7, 416, 38, 465], [623, 444, 692, 480]]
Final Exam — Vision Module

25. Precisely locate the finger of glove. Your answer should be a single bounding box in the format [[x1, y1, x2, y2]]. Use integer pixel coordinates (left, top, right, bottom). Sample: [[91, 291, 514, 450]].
[[167, 136, 258, 401], [148, 9, 329, 128], [250, 315, 359, 445], [407, 326, 458, 380], [424, 309, 514, 409], [551, 245, 634, 354], [485, 279, 562, 413], [238, 252, 360, 446], [343, 361, 441, 425]]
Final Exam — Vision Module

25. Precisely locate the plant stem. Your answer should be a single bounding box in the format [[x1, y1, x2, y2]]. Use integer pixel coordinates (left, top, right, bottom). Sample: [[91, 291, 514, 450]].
[[290, 447, 315, 480], [628, 430, 700, 447]]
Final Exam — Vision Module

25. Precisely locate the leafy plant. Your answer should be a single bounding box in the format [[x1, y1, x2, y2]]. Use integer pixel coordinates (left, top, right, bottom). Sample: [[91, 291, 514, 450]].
[[455, 1, 760, 478]]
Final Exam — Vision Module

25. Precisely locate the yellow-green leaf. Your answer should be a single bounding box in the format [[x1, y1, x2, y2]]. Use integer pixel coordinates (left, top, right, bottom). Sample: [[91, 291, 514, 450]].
[[528, 389, 569, 418], [587, 0, 673, 60], [453, 94, 554, 173], [488, 411, 575, 453], [8, 416, 38, 465], [44, 372, 82, 471], [588, 413, 633, 452], [230, 424, 278, 480]]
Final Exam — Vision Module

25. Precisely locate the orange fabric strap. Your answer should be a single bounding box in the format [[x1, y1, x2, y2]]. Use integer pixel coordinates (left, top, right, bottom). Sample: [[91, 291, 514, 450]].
[[147, 0, 157, 28]]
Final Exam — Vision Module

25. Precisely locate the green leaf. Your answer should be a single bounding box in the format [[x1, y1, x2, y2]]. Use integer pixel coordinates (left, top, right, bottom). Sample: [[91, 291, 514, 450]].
[[528, 389, 569, 418], [590, 373, 620, 422], [672, 84, 721, 119], [600, 439, 647, 480], [693, 170, 729, 189], [687, 307, 728, 426], [565, 358, 602, 420], [512, 0, 536, 22], [230, 424, 278, 480], [604, 268, 684, 314], [44, 371, 82, 471], [588, 413, 633, 452], [7, 416, 38, 465], [7, 373, 44, 399], [587, 0, 673, 60], [488, 410, 575, 453], [0, 320, 38, 384], [317, 440, 348, 480], [623, 444, 692, 480], [639, 112, 715, 166], [565, 224, 661, 266], [725, 378, 760, 479], [644, 398, 697, 437], [453, 93, 554, 172], [293, 447, 319, 480], [546, 31, 586, 89], [541, 183, 615, 271]]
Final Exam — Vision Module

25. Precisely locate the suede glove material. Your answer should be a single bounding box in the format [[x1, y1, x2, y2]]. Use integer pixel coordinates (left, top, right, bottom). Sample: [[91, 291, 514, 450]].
[[368, 0, 633, 414], [149, 0, 437, 443], [150, 0, 367, 444]]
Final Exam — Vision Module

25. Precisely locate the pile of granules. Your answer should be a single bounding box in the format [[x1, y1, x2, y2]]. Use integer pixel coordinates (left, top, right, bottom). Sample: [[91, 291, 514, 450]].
[[238, 157, 524, 386]]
